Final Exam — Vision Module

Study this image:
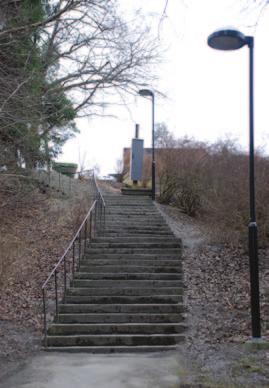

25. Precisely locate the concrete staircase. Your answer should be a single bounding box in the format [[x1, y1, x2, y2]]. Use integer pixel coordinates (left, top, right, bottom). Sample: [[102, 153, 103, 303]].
[[46, 194, 185, 352]]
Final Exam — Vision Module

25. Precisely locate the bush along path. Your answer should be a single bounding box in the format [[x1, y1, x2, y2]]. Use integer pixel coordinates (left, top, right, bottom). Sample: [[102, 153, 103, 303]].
[[45, 194, 185, 352]]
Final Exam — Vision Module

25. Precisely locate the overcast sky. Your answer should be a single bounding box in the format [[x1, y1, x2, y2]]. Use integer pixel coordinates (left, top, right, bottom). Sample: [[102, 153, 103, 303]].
[[58, 0, 269, 175]]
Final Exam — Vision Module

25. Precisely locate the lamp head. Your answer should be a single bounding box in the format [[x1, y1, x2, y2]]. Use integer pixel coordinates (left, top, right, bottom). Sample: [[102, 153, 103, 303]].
[[208, 29, 249, 51], [138, 89, 154, 97]]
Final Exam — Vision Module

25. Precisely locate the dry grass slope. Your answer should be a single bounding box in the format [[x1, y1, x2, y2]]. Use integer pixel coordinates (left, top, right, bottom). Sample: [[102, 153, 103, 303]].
[[0, 173, 93, 377]]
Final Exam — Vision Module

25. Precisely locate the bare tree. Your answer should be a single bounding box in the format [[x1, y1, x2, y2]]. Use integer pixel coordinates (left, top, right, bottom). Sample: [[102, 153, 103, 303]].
[[240, 0, 268, 27], [0, 0, 159, 168], [114, 158, 127, 182], [42, 1, 158, 115]]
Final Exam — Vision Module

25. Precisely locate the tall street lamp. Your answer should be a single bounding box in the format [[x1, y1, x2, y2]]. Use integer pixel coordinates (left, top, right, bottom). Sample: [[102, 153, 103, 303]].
[[138, 89, 156, 200], [208, 29, 261, 339]]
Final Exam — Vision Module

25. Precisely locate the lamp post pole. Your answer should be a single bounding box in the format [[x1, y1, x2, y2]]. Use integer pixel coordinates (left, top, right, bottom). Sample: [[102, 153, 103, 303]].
[[138, 89, 156, 200], [151, 93, 156, 201], [247, 36, 261, 338], [208, 29, 261, 339]]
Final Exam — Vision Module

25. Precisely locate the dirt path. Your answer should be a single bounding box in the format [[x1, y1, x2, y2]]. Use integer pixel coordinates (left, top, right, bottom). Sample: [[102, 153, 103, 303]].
[[156, 202, 207, 250]]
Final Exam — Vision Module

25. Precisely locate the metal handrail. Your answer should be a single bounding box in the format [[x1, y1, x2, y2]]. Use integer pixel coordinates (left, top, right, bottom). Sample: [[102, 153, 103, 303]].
[[93, 171, 106, 207], [93, 171, 106, 231], [41, 175, 106, 347], [42, 201, 96, 290]]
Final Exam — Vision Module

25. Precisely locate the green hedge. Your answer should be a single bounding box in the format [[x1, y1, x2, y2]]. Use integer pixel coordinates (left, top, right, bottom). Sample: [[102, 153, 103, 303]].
[[53, 162, 78, 178]]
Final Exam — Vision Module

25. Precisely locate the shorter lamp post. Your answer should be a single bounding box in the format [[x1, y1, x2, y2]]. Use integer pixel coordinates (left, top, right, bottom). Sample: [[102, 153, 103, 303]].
[[138, 89, 156, 200], [208, 29, 261, 339]]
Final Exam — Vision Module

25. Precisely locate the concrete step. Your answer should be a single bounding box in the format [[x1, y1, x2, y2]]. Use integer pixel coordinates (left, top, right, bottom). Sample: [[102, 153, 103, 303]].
[[101, 215, 167, 220], [66, 287, 183, 296], [103, 230, 171, 235], [92, 237, 178, 243], [58, 313, 184, 324], [85, 256, 181, 263], [103, 231, 173, 236], [103, 228, 169, 233], [90, 239, 180, 245], [105, 222, 165, 226], [104, 222, 167, 227], [105, 216, 164, 221], [106, 209, 159, 212], [105, 209, 156, 212], [46, 334, 184, 347], [88, 243, 180, 250], [105, 203, 153, 206], [106, 205, 159, 208], [105, 207, 155, 210], [105, 197, 152, 199], [44, 345, 179, 353], [105, 219, 165, 224], [105, 217, 166, 222], [87, 248, 180, 255], [103, 230, 170, 234], [104, 206, 158, 209], [83, 253, 181, 259], [64, 295, 183, 305], [103, 227, 170, 232], [105, 205, 157, 208], [103, 224, 170, 229], [105, 209, 159, 211], [44, 192, 185, 353], [105, 203, 156, 205], [84, 252, 181, 258], [80, 259, 181, 267], [102, 235, 175, 239], [74, 272, 182, 280], [105, 209, 159, 212], [105, 197, 152, 201], [105, 208, 155, 211], [78, 265, 182, 274], [121, 187, 152, 196], [105, 211, 160, 215], [48, 322, 186, 335], [105, 204, 154, 208], [106, 213, 158, 217], [70, 280, 183, 288], [58, 303, 185, 314], [84, 253, 181, 259], [103, 227, 171, 231], [104, 223, 170, 228], [105, 210, 159, 213]]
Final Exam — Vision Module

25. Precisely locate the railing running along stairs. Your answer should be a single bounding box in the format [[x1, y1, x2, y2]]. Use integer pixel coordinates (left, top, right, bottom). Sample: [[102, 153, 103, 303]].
[[41, 172, 105, 347]]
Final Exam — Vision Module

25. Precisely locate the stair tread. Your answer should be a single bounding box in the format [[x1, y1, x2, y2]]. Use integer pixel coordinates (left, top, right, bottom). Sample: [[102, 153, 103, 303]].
[[59, 303, 183, 307], [44, 346, 180, 353], [47, 334, 184, 338], [50, 322, 185, 326], [59, 312, 183, 315], [44, 193, 184, 352]]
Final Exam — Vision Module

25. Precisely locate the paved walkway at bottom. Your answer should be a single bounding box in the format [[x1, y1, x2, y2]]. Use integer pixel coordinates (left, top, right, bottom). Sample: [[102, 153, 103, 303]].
[[1, 352, 183, 388]]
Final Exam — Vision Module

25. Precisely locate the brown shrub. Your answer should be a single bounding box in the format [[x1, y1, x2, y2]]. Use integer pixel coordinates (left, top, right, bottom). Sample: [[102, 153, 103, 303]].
[[158, 138, 269, 246]]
